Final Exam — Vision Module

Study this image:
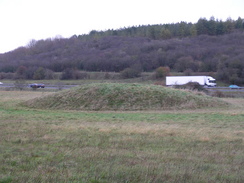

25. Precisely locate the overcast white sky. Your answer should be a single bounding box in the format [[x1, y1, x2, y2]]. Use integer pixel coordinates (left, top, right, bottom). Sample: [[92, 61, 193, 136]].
[[0, 0, 244, 53]]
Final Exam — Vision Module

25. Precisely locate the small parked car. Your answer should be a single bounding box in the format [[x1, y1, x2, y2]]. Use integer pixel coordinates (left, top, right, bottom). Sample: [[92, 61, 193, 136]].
[[30, 83, 45, 88], [0, 82, 3, 85], [229, 85, 241, 89]]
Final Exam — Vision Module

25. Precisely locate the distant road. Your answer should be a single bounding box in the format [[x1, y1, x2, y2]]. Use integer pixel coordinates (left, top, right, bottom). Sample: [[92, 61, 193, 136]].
[[0, 83, 78, 90], [206, 87, 244, 92], [0, 83, 243, 92]]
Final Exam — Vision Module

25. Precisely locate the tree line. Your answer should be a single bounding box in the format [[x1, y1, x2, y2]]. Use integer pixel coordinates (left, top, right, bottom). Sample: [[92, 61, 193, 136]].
[[81, 17, 243, 40], [0, 17, 243, 84]]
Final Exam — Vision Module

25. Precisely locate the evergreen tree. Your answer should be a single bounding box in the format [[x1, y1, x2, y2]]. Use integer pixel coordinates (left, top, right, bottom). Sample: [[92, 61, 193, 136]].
[[160, 28, 172, 39], [190, 25, 197, 36], [224, 18, 235, 33], [196, 18, 208, 35], [179, 22, 187, 37], [208, 16, 217, 35], [235, 17, 243, 29], [216, 20, 225, 35]]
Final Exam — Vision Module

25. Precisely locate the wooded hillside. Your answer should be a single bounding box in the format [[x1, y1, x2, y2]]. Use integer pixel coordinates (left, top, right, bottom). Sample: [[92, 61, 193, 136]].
[[0, 17, 243, 84]]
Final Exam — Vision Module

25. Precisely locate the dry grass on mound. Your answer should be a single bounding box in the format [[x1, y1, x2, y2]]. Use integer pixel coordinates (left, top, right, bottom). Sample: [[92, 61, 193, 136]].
[[23, 83, 229, 111]]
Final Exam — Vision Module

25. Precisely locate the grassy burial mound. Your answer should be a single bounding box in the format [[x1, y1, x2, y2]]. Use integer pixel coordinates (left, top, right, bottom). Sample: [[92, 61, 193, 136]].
[[24, 83, 228, 111]]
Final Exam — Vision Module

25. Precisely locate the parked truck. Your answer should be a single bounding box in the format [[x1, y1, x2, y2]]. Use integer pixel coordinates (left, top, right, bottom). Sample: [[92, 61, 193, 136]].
[[166, 76, 216, 87]]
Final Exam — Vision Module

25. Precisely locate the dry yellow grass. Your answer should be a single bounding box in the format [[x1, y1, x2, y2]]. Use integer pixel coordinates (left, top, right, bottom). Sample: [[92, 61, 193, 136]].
[[0, 90, 52, 100]]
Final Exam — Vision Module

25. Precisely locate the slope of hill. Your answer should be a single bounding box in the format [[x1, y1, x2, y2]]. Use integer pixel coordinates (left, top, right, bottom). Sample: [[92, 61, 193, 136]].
[[23, 83, 229, 111], [0, 18, 243, 84]]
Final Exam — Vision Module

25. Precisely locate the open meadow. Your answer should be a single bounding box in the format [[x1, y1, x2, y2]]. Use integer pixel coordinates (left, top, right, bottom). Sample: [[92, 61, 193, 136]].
[[0, 89, 243, 183]]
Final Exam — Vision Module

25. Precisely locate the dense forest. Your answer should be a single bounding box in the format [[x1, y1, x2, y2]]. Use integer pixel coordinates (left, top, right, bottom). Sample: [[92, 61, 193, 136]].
[[0, 17, 244, 84]]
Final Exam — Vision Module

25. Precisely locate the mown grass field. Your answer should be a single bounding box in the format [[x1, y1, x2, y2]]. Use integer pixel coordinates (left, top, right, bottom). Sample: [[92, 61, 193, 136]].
[[0, 89, 243, 183]]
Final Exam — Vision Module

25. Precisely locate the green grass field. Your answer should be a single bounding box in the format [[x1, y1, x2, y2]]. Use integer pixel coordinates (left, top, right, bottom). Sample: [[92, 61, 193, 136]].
[[0, 89, 243, 183]]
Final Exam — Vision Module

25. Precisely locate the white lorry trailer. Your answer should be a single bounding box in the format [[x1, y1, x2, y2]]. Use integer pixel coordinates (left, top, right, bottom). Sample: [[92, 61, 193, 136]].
[[166, 76, 216, 87]]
